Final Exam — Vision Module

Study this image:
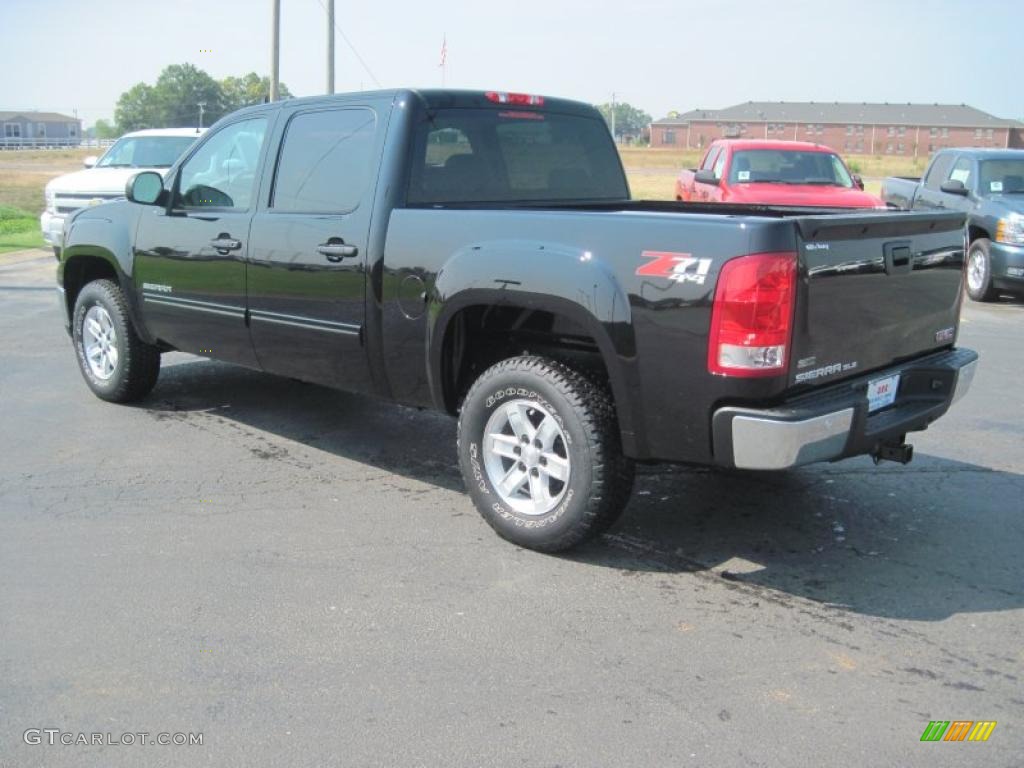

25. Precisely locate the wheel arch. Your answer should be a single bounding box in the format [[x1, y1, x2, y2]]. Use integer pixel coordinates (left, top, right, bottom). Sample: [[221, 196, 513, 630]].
[[427, 246, 643, 456], [60, 246, 153, 345], [967, 224, 990, 244]]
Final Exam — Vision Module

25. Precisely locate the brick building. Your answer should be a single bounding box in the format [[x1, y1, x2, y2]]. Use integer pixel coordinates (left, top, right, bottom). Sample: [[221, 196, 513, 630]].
[[650, 102, 1024, 157]]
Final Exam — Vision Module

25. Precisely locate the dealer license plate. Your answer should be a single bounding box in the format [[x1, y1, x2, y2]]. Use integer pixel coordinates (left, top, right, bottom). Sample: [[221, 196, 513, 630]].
[[867, 374, 900, 413]]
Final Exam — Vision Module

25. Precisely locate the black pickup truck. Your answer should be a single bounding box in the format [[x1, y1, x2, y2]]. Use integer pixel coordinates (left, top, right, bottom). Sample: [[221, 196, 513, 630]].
[[882, 148, 1024, 301], [57, 89, 978, 551]]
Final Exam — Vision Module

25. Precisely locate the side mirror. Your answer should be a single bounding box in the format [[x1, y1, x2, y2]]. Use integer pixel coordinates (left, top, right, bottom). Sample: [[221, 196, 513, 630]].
[[126, 172, 165, 206], [83, 155, 98, 169], [940, 179, 968, 196], [694, 169, 719, 185], [852, 174, 865, 190]]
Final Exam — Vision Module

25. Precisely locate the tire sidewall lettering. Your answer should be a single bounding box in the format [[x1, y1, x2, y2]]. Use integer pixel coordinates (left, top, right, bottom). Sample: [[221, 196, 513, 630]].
[[468, 441, 489, 494], [474, 384, 578, 529], [73, 288, 124, 394]]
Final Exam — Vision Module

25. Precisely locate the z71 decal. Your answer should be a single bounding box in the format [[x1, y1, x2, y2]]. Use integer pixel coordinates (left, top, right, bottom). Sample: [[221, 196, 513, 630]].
[[636, 251, 712, 285]]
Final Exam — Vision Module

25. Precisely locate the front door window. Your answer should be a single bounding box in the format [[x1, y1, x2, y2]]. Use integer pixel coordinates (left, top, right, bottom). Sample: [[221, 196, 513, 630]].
[[175, 118, 267, 210]]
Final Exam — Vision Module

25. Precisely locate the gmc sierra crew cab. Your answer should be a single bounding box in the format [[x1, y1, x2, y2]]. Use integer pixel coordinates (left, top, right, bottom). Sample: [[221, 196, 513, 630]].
[[57, 89, 978, 552], [882, 148, 1024, 301]]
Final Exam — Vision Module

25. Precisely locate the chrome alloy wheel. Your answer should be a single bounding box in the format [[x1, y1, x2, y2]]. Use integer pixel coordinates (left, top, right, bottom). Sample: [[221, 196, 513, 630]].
[[482, 399, 571, 515], [82, 305, 118, 380], [967, 247, 987, 293]]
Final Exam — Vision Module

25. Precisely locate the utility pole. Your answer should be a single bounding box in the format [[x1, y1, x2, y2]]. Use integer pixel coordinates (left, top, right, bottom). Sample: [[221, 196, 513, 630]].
[[326, 0, 335, 94], [197, 102, 206, 129], [270, 0, 281, 101]]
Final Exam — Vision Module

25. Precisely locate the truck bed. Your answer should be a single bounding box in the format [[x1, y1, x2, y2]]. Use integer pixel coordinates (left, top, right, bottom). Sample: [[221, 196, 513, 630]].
[[385, 201, 967, 463], [880, 177, 923, 209]]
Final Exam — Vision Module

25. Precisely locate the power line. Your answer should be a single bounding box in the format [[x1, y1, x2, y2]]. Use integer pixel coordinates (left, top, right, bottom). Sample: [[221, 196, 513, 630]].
[[310, 0, 382, 89]]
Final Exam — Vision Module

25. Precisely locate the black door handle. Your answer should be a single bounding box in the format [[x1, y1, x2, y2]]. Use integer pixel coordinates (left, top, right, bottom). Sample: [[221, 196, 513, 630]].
[[317, 241, 359, 262], [210, 234, 242, 253]]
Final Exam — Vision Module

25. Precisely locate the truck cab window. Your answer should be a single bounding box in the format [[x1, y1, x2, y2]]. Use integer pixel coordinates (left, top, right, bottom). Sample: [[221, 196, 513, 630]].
[[923, 154, 955, 191], [978, 159, 1024, 195], [425, 127, 473, 166], [271, 108, 378, 213], [712, 150, 727, 180], [98, 136, 197, 169], [175, 118, 267, 210], [948, 157, 973, 189], [700, 147, 720, 171], [407, 109, 628, 205]]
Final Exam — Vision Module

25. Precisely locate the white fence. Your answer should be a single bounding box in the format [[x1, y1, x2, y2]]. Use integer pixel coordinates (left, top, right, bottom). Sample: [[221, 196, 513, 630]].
[[0, 138, 116, 151]]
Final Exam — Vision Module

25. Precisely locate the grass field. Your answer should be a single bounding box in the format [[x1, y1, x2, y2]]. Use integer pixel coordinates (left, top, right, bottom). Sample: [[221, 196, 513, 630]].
[[0, 150, 93, 253], [0, 149, 94, 215], [0, 145, 927, 243], [0, 206, 45, 254]]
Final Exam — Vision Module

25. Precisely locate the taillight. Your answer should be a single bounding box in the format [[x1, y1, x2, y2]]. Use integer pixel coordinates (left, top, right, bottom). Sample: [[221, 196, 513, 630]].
[[485, 91, 544, 106], [707, 252, 797, 377]]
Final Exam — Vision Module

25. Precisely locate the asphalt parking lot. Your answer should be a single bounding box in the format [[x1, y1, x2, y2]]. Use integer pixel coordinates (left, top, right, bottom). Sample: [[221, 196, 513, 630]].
[[1, 249, 1022, 767]]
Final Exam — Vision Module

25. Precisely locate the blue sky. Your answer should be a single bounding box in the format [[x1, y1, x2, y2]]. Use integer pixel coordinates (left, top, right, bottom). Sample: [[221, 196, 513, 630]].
[[2, 0, 1020, 127]]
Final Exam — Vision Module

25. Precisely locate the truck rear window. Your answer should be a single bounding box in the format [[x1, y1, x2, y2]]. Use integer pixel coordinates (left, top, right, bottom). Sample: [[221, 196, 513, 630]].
[[407, 109, 629, 205]]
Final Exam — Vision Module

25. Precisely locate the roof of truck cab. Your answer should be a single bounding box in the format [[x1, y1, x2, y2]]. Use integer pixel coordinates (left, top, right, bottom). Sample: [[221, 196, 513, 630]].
[[709, 139, 837, 153], [227, 89, 600, 118], [934, 147, 1024, 159], [121, 127, 205, 138]]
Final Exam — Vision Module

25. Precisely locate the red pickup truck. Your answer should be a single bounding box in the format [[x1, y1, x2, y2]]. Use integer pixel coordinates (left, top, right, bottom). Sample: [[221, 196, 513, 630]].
[[676, 139, 884, 208]]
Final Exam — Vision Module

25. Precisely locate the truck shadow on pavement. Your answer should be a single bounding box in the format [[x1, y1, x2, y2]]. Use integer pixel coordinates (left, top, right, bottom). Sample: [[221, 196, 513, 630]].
[[146, 357, 1024, 623]]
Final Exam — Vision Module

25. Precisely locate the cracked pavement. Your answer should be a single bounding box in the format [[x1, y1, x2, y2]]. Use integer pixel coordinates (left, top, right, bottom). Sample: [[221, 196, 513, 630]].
[[1, 251, 1022, 767]]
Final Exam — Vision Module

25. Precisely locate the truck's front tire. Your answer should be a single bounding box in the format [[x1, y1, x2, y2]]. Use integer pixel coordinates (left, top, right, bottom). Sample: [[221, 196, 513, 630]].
[[72, 279, 161, 402], [966, 238, 997, 302], [457, 356, 634, 552]]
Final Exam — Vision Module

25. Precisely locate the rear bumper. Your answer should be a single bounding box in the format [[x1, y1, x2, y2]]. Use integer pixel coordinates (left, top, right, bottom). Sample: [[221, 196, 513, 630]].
[[712, 348, 978, 470], [990, 241, 1024, 290]]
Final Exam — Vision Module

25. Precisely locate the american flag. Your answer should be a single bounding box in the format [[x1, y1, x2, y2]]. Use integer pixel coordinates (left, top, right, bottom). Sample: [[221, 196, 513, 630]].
[[439, 35, 447, 68]]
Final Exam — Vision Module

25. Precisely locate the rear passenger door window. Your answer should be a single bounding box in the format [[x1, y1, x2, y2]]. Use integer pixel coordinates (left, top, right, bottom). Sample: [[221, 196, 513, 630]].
[[271, 108, 377, 212], [246, 105, 382, 391]]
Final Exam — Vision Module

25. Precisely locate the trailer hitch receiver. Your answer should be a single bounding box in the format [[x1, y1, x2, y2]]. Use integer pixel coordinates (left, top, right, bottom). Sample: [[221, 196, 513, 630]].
[[872, 441, 914, 465]]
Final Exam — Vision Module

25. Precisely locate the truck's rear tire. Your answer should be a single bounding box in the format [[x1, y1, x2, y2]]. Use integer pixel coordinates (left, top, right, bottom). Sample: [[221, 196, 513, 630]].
[[72, 279, 161, 402], [457, 356, 634, 552], [966, 238, 997, 302]]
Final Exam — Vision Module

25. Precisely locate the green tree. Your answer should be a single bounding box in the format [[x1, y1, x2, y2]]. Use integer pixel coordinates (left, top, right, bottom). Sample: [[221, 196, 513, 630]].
[[93, 119, 118, 139], [152, 63, 226, 127], [114, 64, 294, 133], [596, 102, 653, 142], [221, 73, 292, 112], [114, 82, 160, 132]]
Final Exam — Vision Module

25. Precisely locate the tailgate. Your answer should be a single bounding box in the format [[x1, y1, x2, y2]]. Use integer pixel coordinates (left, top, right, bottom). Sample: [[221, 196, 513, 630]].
[[789, 211, 965, 389]]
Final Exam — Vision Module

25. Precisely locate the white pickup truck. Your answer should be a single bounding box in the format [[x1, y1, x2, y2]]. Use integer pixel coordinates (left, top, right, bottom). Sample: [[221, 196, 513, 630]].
[[41, 127, 204, 252]]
